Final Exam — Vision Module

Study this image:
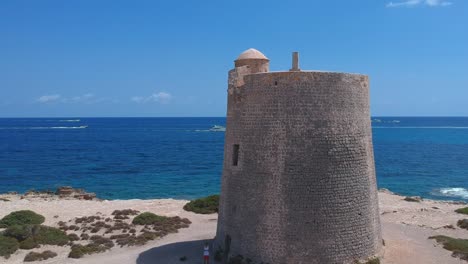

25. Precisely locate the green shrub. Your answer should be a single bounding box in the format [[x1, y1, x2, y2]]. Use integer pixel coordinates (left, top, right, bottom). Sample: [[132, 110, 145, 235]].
[[364, 258, 380, 264], [24, 250, 57, 262], [430, 235, 468, 261], [455, 207, 468, 215], [89, 235, 114, 248], [132, 212, 170, 225], [68, 243, 109, 258], [0, 235, 19, 258], [3, 224, 69, 247], [0, 210, 45, 227], [183, 195, 219, 214], [68, 233, 80, 241], [3, 225, 36, 241], [457, 219, 468, 230], [19, 237, 38, 249], [34, 225, 69, 246]]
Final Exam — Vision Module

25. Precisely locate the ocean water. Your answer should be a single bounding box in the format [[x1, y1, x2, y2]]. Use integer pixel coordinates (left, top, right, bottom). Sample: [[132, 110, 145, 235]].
[[0, 117, 467, 201]]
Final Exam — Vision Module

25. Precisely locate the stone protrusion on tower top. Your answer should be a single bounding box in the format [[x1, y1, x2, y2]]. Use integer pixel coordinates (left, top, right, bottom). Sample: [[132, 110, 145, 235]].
[[234, 48, 269, 74], [290, 51, 300, 71]]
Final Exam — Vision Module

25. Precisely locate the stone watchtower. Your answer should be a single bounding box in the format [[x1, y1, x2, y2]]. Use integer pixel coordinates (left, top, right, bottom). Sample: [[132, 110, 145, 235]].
[[215, 48, 382, 264]]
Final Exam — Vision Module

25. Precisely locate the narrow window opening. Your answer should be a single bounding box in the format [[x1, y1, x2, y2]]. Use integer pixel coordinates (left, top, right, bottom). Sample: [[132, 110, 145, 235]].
[[274, 81, 278, 86], [232, 144, 240, 166]]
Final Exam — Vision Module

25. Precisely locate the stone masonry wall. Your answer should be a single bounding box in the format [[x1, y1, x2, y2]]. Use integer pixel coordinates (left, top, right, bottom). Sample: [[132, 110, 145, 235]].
[[215, 71, 382, 264]]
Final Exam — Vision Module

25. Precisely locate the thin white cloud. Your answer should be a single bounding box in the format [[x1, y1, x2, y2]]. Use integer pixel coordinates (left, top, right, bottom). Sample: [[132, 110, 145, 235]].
[[131, 96, 145, 103], [425, 0, 453, 6], [37, 94, 61, 103], [71, 93, 95, 103], [36, 93, 114, 104], [131, 92, 172, 104], [386, 0, 452, 7]]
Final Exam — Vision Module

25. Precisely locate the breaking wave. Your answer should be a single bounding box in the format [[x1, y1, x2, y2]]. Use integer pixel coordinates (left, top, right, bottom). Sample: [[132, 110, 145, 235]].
[[195, 125, 226, 132], [433, 188, 468, 199]]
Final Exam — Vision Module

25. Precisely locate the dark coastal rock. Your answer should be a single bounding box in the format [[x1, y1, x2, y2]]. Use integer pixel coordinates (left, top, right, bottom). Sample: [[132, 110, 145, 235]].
[[73, 193, 96, 200], [55, 186, 96, 200], [404, 196, 423, 202], [56, 186, 74, 196]]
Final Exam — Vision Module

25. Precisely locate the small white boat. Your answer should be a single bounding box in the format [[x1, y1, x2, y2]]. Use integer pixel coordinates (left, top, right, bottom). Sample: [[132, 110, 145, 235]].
[[209, 125, 226, 132]]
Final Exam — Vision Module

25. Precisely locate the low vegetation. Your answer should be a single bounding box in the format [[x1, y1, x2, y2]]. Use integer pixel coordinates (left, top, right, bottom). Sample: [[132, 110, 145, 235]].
[[69, 244, 110, 258], [3, 224, 69, 246], [457, 219, 468, 230], [3, 225, 37, 241], [132, 212, 169, 225], [0, 210, 45, 227], [24, 250, 57, 262], [183, 195, 219, 214], [19, 238, 38, 249], [68, 233, 80, 241], [33, 225, 69, 246], [112, 209, 140, 220], [354, 258, 380, 264], [0, 235, 19, 258], [455, 207, 468, 215], [1, 209, 192, 259], [429, 235, 468, 261], [68, 235, 115, 258]]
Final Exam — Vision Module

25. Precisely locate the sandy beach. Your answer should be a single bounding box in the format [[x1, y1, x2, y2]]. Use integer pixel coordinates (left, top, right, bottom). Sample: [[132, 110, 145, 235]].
[[0, 190, 467, 264]]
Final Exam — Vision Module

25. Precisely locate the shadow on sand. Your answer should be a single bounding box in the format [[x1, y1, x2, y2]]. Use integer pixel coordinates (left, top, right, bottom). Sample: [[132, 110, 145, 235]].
[[136, 239, 213, 264]]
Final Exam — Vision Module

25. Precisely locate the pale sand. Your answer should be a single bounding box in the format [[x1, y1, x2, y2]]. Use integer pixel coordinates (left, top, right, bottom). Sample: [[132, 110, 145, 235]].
[[0, 191, 467, 264]]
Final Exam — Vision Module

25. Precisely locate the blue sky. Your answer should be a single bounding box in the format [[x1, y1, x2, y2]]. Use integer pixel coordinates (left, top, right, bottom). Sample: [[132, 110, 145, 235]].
[[0, 0, 466, 117]]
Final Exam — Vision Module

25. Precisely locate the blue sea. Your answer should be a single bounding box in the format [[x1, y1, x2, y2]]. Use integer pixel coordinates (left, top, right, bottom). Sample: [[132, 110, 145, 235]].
[[1, 117, 467, 201]]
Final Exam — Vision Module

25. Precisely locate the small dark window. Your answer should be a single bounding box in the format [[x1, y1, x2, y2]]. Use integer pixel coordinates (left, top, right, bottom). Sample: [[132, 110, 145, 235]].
[[232, 144, 240, 166], [274, 81, 278, 86]]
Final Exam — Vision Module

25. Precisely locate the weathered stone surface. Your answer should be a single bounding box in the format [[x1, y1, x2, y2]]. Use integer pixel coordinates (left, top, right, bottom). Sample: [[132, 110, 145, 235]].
[[215, 50, 382, 264]]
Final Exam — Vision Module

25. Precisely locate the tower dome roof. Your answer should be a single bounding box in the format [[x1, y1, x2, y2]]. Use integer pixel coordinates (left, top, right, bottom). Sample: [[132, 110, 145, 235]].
[[236, 48, 269, 61]]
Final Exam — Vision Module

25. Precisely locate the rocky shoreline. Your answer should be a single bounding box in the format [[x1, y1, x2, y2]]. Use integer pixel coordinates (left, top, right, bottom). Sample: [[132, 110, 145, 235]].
[[1, 186, 98, 201]]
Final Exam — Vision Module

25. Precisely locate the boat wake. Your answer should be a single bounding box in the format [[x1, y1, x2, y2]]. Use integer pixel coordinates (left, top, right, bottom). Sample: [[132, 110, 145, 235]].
[[195, 125, 226, 132], [0, 126, 88, 130]]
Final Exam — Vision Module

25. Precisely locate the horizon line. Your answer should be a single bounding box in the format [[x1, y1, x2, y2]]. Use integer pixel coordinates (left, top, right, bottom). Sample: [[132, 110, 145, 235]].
[[1, 116, 468, 119]]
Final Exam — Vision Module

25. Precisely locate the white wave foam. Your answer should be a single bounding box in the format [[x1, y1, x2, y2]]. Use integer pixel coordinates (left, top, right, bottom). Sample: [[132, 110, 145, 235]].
[[435, 188, 468, 199], [371, 119, 400, 123], [59, 119, 81, 122], [373, 127, 468, 129]]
